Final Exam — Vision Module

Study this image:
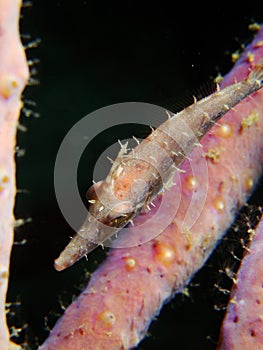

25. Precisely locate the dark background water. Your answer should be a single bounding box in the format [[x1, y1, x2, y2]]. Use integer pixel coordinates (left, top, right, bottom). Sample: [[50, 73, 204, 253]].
[[7, 1, 263, 349]]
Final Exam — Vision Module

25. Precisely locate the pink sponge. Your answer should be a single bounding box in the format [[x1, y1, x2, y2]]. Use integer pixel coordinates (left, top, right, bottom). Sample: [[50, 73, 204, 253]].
[[0, 1, 29, 349], [218, 215, 263, 349]]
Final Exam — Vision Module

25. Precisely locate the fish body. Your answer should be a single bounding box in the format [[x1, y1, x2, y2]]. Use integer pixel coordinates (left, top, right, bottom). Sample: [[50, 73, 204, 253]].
[[54, 61, 263, 271]]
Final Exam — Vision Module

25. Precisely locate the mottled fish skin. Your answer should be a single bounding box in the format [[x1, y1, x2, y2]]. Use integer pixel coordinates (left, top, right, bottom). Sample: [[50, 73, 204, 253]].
[[54, 61, 263, 271]]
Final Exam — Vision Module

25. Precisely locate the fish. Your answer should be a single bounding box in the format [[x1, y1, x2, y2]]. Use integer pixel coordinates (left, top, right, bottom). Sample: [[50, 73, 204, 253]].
[[54, 60, 263, 271]]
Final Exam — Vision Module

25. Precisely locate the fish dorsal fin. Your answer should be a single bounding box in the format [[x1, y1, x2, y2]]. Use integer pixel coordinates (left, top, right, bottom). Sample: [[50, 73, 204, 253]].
[[163, 79, 217, 114]]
